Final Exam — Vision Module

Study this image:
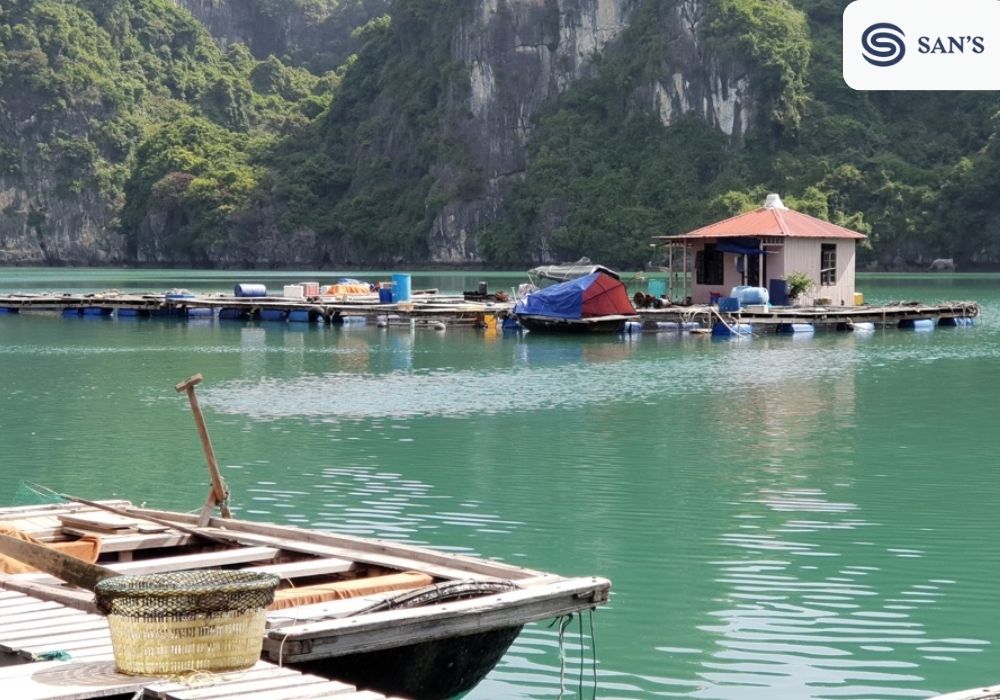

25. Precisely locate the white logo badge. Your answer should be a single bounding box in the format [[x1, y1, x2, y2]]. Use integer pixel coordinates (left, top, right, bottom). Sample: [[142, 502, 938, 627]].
[[844, 0, 1000, 90]]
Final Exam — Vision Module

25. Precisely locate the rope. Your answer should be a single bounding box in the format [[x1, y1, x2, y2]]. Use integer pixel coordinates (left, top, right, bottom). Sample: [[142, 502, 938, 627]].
[[590, 609, 599, 699], [578, 613, 585, 699], [553, 614, 574, 699]]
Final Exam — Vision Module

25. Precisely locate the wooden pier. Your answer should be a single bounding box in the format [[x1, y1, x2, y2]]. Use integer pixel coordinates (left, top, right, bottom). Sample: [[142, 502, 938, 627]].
[[0, 290, 981, 333], [0, 290, 508, 326], [634, 300, 980, 333], [0, 587, 404, 699]]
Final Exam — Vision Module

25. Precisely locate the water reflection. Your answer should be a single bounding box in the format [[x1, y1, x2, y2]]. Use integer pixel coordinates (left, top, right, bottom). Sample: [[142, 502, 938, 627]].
[[699, 343, 989, 698]]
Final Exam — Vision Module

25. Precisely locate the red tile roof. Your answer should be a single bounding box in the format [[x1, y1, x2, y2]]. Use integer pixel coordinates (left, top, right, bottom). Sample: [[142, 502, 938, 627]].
[[659, 206, 867, 241]]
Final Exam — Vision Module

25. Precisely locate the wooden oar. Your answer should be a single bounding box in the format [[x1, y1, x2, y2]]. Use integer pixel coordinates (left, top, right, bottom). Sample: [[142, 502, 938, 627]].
[[175, 373, 232, 525], [0, 533, 118, 591]]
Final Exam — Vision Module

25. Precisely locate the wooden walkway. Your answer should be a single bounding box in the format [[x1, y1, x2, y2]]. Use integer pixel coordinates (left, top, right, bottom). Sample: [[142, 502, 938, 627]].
[[0, 589, 405, 700], [0, 291, 505, 325], [635, 300, 980, 332]]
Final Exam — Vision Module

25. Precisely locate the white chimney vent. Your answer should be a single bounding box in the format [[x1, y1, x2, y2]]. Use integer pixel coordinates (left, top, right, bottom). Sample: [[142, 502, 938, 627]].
[[763, 193, 787, 209]]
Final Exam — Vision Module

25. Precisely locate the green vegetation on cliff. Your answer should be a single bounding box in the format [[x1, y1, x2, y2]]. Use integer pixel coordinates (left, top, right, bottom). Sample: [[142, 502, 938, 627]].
[[4, 0, 1000, 267], [0, 0, 333, 262]]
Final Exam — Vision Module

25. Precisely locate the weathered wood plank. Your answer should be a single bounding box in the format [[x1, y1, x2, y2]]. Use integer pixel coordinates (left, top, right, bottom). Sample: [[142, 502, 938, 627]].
[[0, 619, 106, 642], [0, 610, 96, 632], [0, 658, 149, 699], [17, 637, 114, 658], [246, 557, 356, 579], [60, 531, 193, 553], [263, 576, 610, 660], [0, 597, 65, 611], [16, 546, 280, 588], [58, 512, 148, 533], [106, 546, 279, 574], [0, 578, 95, 612], [215, 686, 362, 700], [128, 507, 544, 580], [164, 674, 330, 699], [144, 664, 301, 695], [0, 625, 109, 651]]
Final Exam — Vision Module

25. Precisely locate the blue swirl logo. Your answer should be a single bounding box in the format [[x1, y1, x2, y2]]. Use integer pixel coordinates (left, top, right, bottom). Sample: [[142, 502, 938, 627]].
[[862, 23, 906, 66]]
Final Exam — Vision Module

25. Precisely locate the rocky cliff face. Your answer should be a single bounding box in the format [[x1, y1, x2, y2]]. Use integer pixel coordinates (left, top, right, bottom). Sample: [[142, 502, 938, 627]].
[[428, 0, 756, 263], [0, 176, 123, 265], [0, 77, 125, 265], [171, 0, 387, 72], [0, 0, 762, 268]]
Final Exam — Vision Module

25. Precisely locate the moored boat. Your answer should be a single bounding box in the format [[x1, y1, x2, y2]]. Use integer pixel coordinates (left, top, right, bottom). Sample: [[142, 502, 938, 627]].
[[0, 498, 610, 700], [514, 270, 639, 333]]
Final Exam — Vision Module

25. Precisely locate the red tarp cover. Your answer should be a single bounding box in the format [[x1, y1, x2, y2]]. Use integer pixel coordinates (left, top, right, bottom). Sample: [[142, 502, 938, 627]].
[[581, 272, 636, 317]]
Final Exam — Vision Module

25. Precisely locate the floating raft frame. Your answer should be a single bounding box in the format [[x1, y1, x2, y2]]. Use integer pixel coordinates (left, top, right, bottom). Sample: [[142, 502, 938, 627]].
[[634, 300, 980, 333], [0, 291, 509, 327], [0, 291, 981, 334]]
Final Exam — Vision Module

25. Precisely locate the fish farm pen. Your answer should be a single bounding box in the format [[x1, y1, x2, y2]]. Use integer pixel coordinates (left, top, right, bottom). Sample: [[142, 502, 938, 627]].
[[0, 290, 981, 335]]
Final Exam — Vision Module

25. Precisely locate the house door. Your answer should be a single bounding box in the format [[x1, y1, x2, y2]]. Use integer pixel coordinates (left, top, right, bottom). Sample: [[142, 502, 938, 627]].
[[748, 255, 761, 287]]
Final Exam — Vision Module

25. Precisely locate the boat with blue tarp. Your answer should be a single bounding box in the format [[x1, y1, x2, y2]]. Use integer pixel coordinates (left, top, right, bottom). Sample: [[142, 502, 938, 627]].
[[514, 270, 639, 333]]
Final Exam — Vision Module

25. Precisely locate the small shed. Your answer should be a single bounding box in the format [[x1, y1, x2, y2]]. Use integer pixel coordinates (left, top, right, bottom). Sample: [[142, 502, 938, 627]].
[[654, 194, 868, 306]]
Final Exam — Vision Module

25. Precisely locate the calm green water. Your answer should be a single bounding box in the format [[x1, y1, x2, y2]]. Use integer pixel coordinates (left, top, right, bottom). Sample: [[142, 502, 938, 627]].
[[2, 268, 1000, 699]]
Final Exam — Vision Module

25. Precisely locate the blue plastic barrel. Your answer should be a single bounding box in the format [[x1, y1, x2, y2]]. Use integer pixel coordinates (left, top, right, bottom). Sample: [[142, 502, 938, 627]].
[[378, 288, 393, 304], [899, 318, 934, 331], [939, 316, 974, 327], [392, 274, 411, 302], [622, 321, 642, 334], [0, 307, 18, 314], [732, 286, 768, 305], [219, 308, 246, 320], [62, 308, 82, 317], [768, 278, 789, 306], [711, 321, 752, 337], [234, 283, 267, 298], [186, 307, 213, 318], [260, 308, 287, 322], [287, 310, 313, 323], [777, 323, 815, 334], [82, 307, 113, 316], [718, 296, 741, 313]]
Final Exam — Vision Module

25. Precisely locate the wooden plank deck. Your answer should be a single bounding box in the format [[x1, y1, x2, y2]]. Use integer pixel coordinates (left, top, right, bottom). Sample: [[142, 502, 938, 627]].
[[0, 290, 500, 324], [635, 300, 980, 331], [0, 589, 406, 699]]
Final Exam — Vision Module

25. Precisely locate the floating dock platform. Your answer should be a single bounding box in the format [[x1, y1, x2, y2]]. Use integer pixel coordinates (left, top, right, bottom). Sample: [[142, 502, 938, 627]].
[[0, 290, 509, 327], [634, 300, 980, 334], [0, 290, 981, 334]]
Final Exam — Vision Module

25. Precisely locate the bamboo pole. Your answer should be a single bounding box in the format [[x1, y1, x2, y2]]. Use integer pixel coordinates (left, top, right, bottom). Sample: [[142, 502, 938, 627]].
[[175, 374, 232, 525]]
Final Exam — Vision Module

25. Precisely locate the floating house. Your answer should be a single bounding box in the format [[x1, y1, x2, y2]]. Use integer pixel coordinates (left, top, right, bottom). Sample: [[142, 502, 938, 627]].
[[655, 194, 868, 306]]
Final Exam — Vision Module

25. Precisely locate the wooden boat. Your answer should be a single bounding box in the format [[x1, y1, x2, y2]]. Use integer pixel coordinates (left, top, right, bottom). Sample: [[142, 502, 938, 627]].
[[929, 685, 1000, 700], [0, 498, 611, 700], [517, 313, 634, 333], [527, 257, 619, 285], [514, 270, 639, 334]]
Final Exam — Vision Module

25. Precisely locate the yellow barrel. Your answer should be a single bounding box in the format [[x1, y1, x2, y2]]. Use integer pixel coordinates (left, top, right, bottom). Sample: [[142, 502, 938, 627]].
[[853, 292, 864, 306]]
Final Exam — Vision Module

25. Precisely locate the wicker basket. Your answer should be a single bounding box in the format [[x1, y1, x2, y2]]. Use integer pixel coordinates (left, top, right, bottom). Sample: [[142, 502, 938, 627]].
[[95, 570, 279, 675]]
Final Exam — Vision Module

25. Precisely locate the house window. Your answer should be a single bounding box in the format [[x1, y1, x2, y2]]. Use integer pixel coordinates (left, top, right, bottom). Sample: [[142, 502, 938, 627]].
[[696, 244, 724, 285], [820, 243, 837, 285]]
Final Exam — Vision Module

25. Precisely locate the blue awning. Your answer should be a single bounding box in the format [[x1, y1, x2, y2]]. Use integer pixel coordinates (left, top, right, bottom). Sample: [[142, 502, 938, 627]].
[[716, 238, 768, 256]]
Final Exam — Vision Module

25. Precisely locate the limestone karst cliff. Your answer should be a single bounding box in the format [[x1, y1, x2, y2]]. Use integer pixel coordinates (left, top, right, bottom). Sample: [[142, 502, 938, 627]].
[[4, 0, 995, 268]]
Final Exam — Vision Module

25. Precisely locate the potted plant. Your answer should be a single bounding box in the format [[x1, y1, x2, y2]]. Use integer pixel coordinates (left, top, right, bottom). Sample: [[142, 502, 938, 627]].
[[784, 271, 815, 305]]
